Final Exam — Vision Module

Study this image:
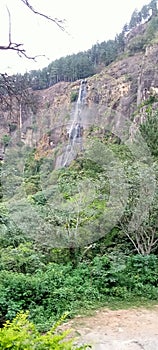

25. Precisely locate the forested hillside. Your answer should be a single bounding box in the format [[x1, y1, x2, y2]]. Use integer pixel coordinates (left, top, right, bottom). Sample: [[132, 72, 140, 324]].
[[2, 0, 157, 91], [0, 1, 158, 348]]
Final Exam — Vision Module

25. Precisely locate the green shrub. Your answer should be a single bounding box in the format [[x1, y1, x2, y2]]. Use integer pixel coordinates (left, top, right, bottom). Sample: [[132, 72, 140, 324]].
[[70, 91, 78, 103], [0, 311, 90, 349], [117, 255, 158, 299], [1, 134, 11, 147], [128, 34, 146, 53], [124, 254, 158, 286], [145, 16, 158, 42], [0, 243, 45, 273], [0, 255, 158, 330], [8, 123, 17, 133], [24, 173, 42, 195]]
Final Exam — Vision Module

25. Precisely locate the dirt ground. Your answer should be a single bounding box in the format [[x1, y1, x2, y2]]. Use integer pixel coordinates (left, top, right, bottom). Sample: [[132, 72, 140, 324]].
[[63, 306, 158, 349]]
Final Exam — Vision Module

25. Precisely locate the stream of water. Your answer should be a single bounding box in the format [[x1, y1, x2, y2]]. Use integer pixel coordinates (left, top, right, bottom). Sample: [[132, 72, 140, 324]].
[[55, 79, 87, 168]]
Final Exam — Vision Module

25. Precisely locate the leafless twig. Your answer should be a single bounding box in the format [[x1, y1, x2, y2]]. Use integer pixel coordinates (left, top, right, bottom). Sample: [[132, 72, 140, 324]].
[[0, 1, 65, 59], [21, 0, 65, 31]]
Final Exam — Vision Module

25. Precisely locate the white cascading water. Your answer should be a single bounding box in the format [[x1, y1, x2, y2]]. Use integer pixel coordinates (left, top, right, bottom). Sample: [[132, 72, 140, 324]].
[[56, 80, 87, 168]]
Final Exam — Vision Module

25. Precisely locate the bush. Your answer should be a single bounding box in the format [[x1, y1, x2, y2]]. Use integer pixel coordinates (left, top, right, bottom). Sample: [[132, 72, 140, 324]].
[[128, 34, 146, 53], [24, 177, 41, 195], [1, 134, 11, 147], [8, 123, 17, 133], [124, 254, 158, 286], [0, 243, 45, 273], [0, 311, 90, 349], [0, 255, 158, 330], [117, 255, 158, 299], [145, 16, 158, 42], [70, 91, 78, 102]]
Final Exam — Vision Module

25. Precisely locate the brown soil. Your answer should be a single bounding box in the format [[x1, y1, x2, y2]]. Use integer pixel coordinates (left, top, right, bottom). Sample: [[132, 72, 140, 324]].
[[63, 306, 158, 349]]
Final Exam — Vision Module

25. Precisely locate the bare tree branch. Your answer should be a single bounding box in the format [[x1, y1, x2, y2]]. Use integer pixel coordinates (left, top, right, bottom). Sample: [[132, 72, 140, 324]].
[[0, 1, 65, 59], [21, 0, 65, 31], [0, 42, 39, 59], [0, 6, 42, 59]]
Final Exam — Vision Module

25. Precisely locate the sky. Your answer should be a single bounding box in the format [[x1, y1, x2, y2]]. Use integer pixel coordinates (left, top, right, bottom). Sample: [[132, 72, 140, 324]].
[[0, 0, 149, 74]]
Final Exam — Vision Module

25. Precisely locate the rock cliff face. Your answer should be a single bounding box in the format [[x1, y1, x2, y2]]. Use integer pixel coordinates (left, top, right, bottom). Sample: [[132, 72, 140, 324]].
[[1, 34, 158, 159], [84, 43, 158, 141]]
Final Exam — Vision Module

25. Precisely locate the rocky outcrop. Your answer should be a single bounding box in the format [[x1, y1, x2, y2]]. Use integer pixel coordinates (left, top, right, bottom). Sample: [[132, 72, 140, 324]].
[[1, 39, 158, 157]]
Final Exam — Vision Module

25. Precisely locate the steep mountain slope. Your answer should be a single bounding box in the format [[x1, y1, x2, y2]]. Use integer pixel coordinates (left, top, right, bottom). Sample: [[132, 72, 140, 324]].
[[28, 43, 158, 161], [1, 17, 158, 162]]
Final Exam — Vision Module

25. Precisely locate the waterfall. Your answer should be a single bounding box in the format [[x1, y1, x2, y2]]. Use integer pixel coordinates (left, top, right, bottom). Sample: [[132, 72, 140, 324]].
[[68, 80, 86, 138], [55, 80, 87, 169]]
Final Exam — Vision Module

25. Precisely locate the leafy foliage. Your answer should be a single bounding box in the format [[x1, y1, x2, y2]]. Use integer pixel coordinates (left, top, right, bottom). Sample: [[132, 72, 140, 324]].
[[140, 107, 158, 157], [0, 1, 158, 336], [0, 311, 90, 349], [0, 254, 158, 329], [70, 91, 78, 103]]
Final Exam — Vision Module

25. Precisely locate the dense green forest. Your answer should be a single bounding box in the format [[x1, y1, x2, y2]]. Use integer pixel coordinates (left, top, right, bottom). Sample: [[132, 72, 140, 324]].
[[0, 0, 158, 348], [0, 105, 158, 332]]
